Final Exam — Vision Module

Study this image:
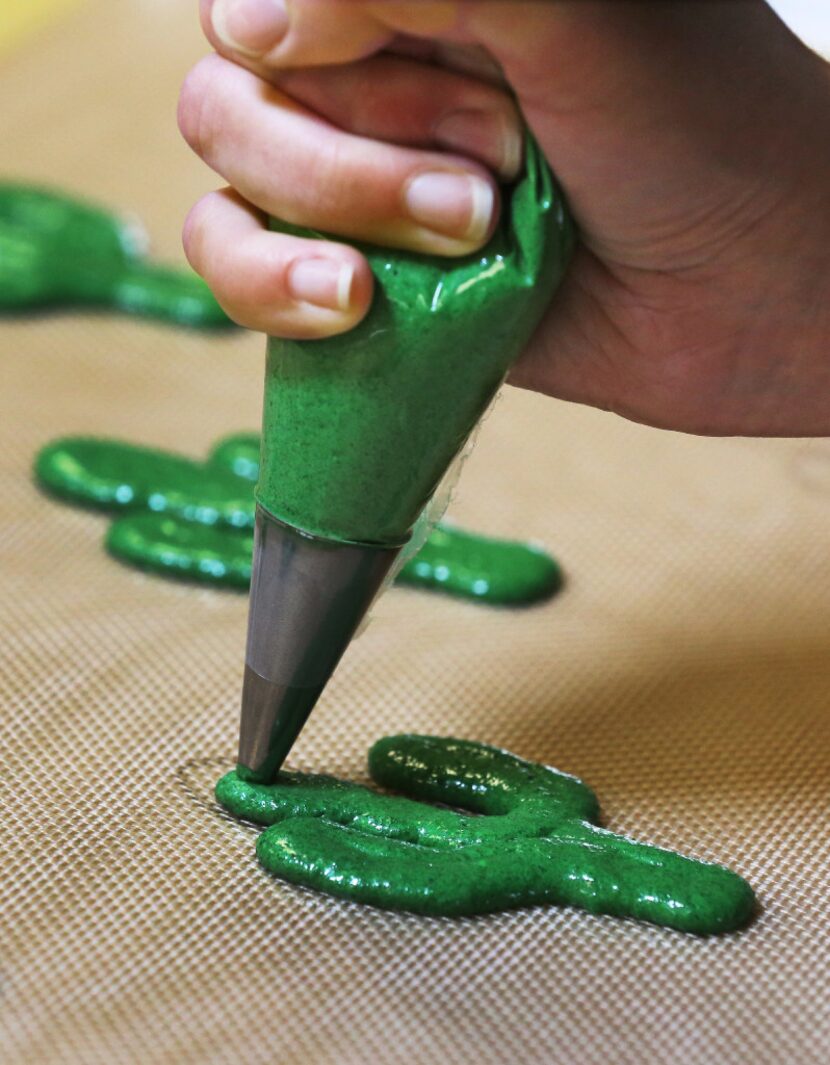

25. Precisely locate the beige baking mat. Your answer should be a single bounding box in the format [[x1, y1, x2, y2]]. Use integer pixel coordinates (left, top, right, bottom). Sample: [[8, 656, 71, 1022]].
[[2, 3, 830, 1063]]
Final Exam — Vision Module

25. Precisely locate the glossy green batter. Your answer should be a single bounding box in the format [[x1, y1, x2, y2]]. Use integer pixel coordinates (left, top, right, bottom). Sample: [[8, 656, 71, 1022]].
[[35, 435, 563, 605], [401, 524, 561, 604], [259, 135, 574, 544], [0, 184, 229, 327], [34, 437, 254, 528], [216, 734, 755, 933], [209, 432, 262, 483]]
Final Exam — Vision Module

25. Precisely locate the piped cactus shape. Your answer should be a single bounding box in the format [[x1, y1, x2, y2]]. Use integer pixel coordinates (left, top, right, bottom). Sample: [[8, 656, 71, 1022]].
[[34, 433, 563, 605], [0, 183, 230, 326], [216, 734, 755, 933]]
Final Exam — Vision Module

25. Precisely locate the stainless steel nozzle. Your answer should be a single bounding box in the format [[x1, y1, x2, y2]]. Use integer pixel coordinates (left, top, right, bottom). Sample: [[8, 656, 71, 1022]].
[[237, 505, 401, 783]]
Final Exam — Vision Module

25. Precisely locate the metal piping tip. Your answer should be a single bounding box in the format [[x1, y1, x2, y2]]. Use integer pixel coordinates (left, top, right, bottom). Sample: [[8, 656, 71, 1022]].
[[237, 506, 402, 783]]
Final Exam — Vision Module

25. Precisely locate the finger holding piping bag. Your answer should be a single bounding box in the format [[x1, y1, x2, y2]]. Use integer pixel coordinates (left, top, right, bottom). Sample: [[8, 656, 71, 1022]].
[[183, 187, 374, 340], [178, 2, 524, 343], [191, 0, 830, 436], [178, 53, 502, 259]]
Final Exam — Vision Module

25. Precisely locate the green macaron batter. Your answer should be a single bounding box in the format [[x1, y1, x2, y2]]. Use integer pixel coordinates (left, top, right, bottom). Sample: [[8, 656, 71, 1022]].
[[216, 734, 755, 933], [258, 135, 574, 545]]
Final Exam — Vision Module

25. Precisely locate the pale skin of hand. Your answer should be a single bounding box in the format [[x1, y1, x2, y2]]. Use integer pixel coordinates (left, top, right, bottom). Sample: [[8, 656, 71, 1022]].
[[178, 0, 830, 435]]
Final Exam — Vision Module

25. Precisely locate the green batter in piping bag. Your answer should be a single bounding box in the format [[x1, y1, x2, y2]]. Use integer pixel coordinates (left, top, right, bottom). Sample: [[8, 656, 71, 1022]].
[[239, 134, 574, 783], [0, 184, 230, 327]]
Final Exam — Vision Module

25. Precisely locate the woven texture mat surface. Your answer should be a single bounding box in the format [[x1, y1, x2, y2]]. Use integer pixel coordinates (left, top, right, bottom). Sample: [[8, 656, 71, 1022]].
[[2, 3, 830, 1063]]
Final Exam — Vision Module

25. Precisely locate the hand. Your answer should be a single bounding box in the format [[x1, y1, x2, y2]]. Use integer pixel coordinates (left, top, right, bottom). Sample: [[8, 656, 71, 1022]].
[[179, 1, 830, 435], [216, 732, 755, 933]]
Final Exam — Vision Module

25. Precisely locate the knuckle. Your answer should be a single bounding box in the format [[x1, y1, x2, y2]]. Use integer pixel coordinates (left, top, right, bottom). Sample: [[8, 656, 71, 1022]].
[[177, 56, 223, 159], [313, 140, 345, 199], [307, 138, 370, 221], [216, 235, 278, 311], [181, 198, 210, 268], [275, 140, 346, 225], [256, 242, 293, 303]]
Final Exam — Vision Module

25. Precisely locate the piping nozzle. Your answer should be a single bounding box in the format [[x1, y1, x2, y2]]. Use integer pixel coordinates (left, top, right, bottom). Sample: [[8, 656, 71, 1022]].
[[237, 505, 402, 783]]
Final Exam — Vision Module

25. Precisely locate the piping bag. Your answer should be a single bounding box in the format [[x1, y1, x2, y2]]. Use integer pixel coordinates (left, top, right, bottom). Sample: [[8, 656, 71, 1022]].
[[238, 134, 574, 782]]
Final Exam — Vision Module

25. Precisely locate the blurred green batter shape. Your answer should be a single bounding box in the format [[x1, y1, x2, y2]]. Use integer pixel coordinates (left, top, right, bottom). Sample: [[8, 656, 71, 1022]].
[[0, 184, 230, 327], [216, 733, 755, 933], [34, 433, 563, 606]]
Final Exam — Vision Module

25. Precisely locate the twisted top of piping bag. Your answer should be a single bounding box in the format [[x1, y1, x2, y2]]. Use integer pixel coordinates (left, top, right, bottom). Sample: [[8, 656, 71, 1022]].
[[257, 132, 575, 547]]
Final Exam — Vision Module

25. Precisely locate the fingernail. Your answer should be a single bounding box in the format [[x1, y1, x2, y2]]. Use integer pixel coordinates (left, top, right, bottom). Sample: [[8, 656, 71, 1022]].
[[288, 258, 354, 312], [434, 109, 523, 179], [404, 171, 494, 244], [211, 0, 288, 58]]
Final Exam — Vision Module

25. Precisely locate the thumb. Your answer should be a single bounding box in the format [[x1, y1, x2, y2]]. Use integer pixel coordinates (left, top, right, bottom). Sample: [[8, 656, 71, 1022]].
[[201, 0, 554, 71]]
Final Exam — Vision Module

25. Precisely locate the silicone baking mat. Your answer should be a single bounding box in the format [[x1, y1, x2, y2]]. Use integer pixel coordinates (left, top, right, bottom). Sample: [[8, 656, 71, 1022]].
[[2, 3, 829, 1063]]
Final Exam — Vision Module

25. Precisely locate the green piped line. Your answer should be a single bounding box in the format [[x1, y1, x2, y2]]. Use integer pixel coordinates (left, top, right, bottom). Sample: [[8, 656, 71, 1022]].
[[35, 433, 563, 606], [216, 734, 755, 932], [0, 183, 230, 327]]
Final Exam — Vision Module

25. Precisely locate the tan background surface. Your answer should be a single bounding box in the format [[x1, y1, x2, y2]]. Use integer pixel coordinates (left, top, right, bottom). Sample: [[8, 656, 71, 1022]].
[[0, 0, 85, 57], [2, 3, 830, 1063]]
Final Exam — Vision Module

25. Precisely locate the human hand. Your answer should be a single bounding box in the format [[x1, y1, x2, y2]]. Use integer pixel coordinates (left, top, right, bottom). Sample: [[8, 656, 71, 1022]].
[[216, 732, 755, 932], [178, 0, 830, 435]]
